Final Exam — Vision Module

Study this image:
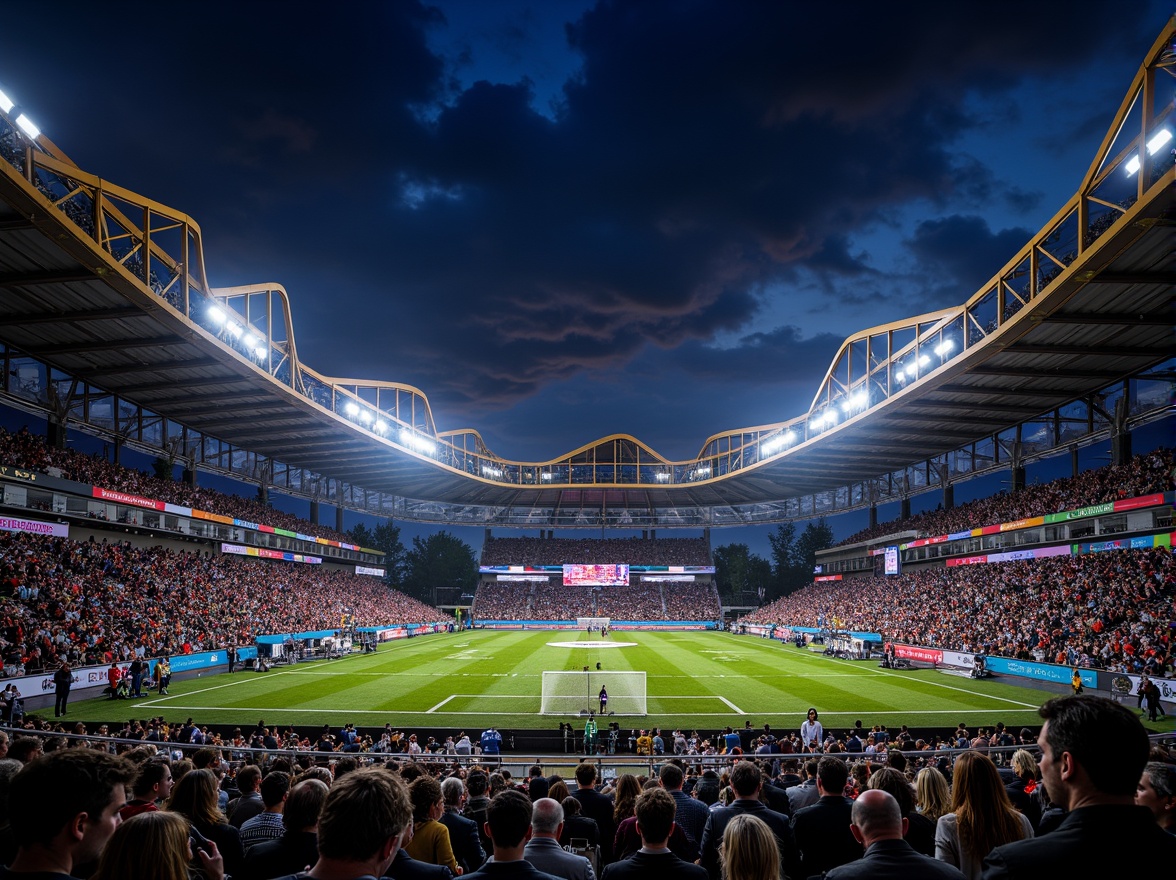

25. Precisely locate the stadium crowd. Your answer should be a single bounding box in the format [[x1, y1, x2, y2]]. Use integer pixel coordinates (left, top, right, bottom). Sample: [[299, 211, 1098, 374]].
[[0, 695, 1172, 880], [741, 546, 1174, 676], [0, 529, 446, 673], [0, 426, 354, 545], [481, 536, 711, 567], [837, 447, 1173, 546], [473, 582, 720, 622]]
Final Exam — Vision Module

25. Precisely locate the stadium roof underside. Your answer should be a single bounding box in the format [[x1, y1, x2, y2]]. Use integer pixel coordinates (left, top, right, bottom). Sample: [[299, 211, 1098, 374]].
[[0, 21, 1172, 526]]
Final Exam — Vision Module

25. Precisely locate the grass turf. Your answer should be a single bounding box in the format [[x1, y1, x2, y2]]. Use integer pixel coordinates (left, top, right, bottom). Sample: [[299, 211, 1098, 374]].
[[59, 630, 1175, 735]]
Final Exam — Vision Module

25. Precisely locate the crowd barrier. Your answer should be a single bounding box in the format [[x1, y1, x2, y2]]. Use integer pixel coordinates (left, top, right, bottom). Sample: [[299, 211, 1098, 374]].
[[474, 620, 719, 630]]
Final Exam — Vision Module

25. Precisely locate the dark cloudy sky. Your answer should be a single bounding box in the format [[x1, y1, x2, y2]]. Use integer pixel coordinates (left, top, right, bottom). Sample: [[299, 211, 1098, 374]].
[[0, 1, 1168, 471]]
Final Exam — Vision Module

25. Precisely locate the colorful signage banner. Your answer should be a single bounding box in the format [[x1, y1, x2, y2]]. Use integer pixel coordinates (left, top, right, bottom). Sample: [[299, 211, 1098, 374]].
[[0, 516, 68, 538]]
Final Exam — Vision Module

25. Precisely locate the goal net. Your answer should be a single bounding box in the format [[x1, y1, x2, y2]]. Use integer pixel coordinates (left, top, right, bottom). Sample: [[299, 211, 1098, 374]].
[[577, 617, 610, 629], [540, 670, 647, 716]]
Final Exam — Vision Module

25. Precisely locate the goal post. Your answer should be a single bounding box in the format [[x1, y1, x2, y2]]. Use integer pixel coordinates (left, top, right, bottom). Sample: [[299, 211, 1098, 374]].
[[577, 617, 610, 630], [540, 670, 647, 716]]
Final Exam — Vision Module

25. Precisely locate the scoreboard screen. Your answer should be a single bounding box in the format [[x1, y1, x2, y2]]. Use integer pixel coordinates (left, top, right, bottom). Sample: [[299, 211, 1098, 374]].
[[562, 563, 629, 586]]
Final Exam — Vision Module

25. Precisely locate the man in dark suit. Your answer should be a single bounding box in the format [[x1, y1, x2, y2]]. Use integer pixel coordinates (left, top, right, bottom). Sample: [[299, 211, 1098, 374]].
[[240, 779, 327, 880], [441, 776, 486, 873], [523, 798, 596, 880], [600, 789, 706, 880], [387, 846, 456, 880], [465, 770, 493, 857], [698, 759, 798, 880], [570, 763, 616, 864], [790, 756, 862, 877], [464, 790, 562, 880], [658, 762, 709, 846], [823, 790, 964, 880], [982, 696, 1176, 878]]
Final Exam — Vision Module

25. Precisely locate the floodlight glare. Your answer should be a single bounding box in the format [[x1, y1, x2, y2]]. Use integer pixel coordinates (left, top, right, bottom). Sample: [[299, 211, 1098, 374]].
[[344, 402, 359, 416], [655, 472, 670, 482], [226, 322, 242, 338], [918, 354, 930, 367], [208, 306, 226, 324], [0, 90, 13, 113], [934, 339, 954, 357], [540, 471, 553, 481], [374, 420, 388, 434], [15, 114, 39, 139], [358, 410, 372, 424], [253, 346, 266, 359], [1125, 129, 1172, 175], [243, 333, 257, 348], [482, 465, 503, 478], [398, 428, 436, 455]]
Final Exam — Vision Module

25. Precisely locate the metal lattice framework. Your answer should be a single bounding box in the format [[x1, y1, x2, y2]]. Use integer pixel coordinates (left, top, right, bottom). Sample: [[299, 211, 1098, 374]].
[[0, 19, 1171, 528]]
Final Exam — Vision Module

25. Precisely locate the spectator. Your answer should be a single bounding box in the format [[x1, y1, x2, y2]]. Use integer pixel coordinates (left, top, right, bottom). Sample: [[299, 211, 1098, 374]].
[[3, 747, 136, 879], [822, 789, 964, 880], [227, 765, 264, 828], [1135, 761, 1176, 835], [463, 789, 559, 880], [599, 789, 705, 880], [166, 767, 245, 878], [699, 760, 797, 880], [241, 778, 328, 880], [440, 774, 487, 874], [239, 770, 290, 850], [718, 814, 780, 880], [570, 763, 616, 865], [120, 758, 174, 820], [982, 696, 1176, 877], [790, 756, 861, 877], [91, 810, 224, 880], [523, 797, 596, 880], [934, 752, 1032, 880], [405, 775, 461, 875]]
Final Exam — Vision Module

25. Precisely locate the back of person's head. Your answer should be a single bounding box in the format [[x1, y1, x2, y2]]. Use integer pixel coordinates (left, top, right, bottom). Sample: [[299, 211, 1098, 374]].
[[816, 756, 849, 793], [9, 736, 44, 763], [721, 813, 780, 880], [1039, 695, 1149, 798], [850, 789, 903, 845], [317, 768, 411, 861], [399, 762, 424, 783], [409, 775, 443, 823], [467, 770, 489, 797], [885, 749, 907, 772], [950, 751, 1026, 861], [634, 788, 675, 845], [298, 766, 334, 786], [441, 775, 465, 806], [531, 797, 563, 835], [167, 767, 223, 828], [132, 759, 172, 797], [333, 756, 359, 780], [9, 748, 136, 848], [548, 779, 571, 802], [803, 760, 818, 779], [561, 795, 582, 816], [234, 764, 262, 794], [191, 747, 220, 770], [91, 810, 190, 880], [866, 766, 914, 816], [659, 762, 684, 790], [261, 770, 292, 808], [574, 762, 597, 786], [730, 760, 763, 797], [486, 789, 533, 849], [914, 766, 950, 823], [284, 778, 329, 831], [1010, 749, 1038, 782], [693, 773, 720, 806]]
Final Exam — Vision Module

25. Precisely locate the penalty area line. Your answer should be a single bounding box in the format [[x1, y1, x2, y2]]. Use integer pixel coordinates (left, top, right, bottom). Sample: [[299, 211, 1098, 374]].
[[718, 696, 745, 714], [427, 695, 457, 714]]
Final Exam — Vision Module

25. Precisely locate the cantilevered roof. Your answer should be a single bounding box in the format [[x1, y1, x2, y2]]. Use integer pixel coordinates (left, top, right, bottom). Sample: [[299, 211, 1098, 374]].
[[0, 20, 1171, 520]]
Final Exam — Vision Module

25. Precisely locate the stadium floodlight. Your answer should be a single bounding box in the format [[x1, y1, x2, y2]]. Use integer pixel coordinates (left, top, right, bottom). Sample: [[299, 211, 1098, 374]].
[[1125, 129, 1172, 175], [208, 305, 226, 324], [374, 419, 388, 435], [253, 345, 267, 359], [809, 409, 837, 431], [243, 333, 257, 348], [399, 428, 436, 455], [15, 114, 39, 139], [357, 409, 372, 425], [541, 471, 553, 481], [840, 391, 868, 414], [934, 339, 954, 357], [344, 401, 360, 417], [0, 90, 13, 113], [654, 472, 670, 482], [694, 465, 712, 479], [482, 465, 503, 478], [226, 322, 242, 338], [760, 429, 796, 457]]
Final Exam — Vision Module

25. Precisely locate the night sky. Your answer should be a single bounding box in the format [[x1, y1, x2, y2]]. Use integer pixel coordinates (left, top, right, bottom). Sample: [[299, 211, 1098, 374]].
[[0, 2, 1170, 552]]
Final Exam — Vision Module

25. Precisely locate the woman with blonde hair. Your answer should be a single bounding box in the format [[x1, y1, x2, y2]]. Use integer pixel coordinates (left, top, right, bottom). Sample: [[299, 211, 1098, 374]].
[[935, 752, 1032, 880], [721, 813, 780, 880], [916, 765, 951, 824], [92, 810, 223, 880], [166, 767, 244, 877]]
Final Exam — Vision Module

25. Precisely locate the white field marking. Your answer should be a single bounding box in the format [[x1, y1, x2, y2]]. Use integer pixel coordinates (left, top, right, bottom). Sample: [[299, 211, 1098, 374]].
[[545, 641, 636, 648], [427, 695, 457, 713], [135, 705, 1044, 717], [718, 696, 745, 714], [136, 666, 302, 707], [825, 656, 1041, 709]]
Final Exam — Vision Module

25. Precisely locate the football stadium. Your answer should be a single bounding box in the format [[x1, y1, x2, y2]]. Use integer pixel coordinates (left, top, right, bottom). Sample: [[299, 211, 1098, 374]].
[[0, 8, 1173, 879]]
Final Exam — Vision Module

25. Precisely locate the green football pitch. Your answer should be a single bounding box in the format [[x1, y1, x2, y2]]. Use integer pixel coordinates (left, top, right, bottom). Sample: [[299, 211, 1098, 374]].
[[59, 630, 1171, 734]]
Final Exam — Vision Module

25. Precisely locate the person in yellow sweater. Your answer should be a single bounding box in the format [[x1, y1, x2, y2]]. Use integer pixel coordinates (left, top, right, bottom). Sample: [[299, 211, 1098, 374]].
[[405, 775, 463, 875]]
